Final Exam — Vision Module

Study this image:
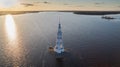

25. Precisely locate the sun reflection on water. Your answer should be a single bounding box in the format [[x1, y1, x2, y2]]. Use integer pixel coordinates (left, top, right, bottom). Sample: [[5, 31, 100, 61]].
[[5, 14, 17, 40], [4, 15, 25, 66]]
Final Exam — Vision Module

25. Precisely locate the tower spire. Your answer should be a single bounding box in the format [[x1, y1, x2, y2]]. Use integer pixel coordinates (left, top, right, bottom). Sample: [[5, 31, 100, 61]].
[[54, 17, 64, 53], [59, 16, 60, 24]]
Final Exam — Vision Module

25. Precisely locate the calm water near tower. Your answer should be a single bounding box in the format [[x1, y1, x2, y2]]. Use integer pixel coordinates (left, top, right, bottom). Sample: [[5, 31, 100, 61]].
[[0, 12, 120, 67]]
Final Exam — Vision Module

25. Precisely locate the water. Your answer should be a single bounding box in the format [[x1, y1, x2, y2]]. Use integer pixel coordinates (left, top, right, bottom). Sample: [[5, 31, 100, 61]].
[[0, 12, 120, 67]]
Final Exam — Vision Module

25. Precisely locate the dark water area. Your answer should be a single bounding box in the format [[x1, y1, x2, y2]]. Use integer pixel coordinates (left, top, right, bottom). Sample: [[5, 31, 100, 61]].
[[0, 12, 120, 67]]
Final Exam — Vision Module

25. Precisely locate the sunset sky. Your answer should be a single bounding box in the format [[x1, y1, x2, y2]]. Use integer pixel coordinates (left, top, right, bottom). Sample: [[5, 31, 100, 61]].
[[0, 0, 120, 11]]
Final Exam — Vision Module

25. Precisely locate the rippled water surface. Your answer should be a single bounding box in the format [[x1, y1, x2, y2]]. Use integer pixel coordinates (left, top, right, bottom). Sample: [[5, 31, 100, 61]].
[[0, 12, 120, 67]]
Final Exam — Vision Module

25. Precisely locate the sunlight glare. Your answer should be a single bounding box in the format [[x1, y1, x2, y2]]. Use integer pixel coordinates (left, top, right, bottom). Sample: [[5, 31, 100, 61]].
[[5, 15, 17, 40], [0, 0, 19, 8], [4, 15, 25, 66]]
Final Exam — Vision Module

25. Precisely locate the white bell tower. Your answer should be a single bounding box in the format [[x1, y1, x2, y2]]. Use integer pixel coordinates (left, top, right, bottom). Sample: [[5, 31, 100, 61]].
[[54, 20, 64, 53]]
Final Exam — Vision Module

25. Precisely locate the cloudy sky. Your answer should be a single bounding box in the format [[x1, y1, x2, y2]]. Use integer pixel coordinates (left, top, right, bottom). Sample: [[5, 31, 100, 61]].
[[0, 0, 120, 11]]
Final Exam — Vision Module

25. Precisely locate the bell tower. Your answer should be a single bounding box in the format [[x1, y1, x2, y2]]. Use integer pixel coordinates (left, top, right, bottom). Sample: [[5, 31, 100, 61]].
[[54, 20, 64, 53]]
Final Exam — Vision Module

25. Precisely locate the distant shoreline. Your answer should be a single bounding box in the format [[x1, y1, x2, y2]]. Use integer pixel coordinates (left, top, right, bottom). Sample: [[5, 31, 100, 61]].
[[73, 11, 120, 15], [0, 11, 120, 16]]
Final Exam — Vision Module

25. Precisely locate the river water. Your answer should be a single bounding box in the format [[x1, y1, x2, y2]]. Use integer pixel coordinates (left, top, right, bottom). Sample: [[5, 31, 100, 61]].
[[0, 12, 120, 67]]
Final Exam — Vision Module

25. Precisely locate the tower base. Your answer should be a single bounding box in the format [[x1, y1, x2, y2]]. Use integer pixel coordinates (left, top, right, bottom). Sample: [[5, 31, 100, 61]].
[[48, 46, 65, 61]]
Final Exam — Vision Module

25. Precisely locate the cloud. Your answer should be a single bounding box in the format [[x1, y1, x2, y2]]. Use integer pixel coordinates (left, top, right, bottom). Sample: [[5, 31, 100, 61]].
[[43, 1, 50, 4], [21, 3, 34, 7], [63, 3, 69, 5], [94, 2, 104, 5], [33, 1, 51, 4]]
